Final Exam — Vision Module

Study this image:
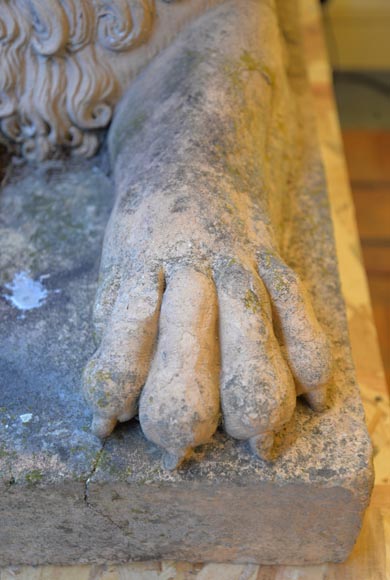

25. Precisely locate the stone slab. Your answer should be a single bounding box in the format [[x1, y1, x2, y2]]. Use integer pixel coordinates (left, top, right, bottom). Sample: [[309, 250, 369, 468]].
[[0, 147, 373, 565], [0, 5, 373, 569]]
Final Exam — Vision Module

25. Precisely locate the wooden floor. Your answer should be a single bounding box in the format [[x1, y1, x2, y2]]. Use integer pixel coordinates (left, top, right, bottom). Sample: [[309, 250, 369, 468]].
[[343, 130, 390, 392]]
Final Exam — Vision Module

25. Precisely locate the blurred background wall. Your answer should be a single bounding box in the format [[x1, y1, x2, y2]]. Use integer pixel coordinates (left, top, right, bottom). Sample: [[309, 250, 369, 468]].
[[322, 0, 390, 391], [324, 0, 390, 69]]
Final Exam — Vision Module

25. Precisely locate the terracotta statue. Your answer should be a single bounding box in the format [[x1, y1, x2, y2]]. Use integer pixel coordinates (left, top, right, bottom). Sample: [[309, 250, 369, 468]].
[[0, 0, 332, 469]]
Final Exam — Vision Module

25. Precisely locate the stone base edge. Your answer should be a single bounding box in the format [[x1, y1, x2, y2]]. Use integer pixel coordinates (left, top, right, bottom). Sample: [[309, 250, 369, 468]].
[[0, 479, 369, 566]]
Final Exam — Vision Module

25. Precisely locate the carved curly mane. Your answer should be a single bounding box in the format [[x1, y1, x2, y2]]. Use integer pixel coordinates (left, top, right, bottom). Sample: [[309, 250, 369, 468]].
[[0, 0, 155, 160]]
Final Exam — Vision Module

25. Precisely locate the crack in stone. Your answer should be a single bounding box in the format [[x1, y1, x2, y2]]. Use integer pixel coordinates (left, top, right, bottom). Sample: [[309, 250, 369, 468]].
[[83, 439, 130, 540], [83, 439, 106, 505], [87, 500, 129, 538], [3, 475, 16, 493]]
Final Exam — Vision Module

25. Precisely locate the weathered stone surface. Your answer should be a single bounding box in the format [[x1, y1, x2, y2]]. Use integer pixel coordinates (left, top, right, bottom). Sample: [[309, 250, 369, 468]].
[[0, 0, 373, 567], [86, 0, 334, 466], [0, 0, 225, 160], [0, 146, 373, 565], [0, 159, 129, 564]]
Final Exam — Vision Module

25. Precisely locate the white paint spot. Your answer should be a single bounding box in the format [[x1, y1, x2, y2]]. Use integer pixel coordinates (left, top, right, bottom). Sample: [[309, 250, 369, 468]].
[[20, 413, 33, 423], [3, 272, 49, 311]]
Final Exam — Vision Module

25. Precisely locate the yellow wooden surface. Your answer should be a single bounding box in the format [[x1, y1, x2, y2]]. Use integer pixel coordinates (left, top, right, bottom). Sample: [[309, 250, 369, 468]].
[[343, 130, 390, 390], [1, 1, 389, 578]]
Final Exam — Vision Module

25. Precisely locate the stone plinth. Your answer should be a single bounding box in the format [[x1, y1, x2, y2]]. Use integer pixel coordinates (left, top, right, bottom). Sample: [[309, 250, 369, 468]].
[[0, 151, 373, 565], [0, 0, 374, 566]]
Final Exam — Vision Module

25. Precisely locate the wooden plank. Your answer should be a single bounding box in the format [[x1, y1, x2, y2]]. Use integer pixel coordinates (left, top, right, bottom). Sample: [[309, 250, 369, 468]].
[[342, 131, 390, 183], [368, 276, 390, 391], [351, 188, 390, 242], [362, 246, 390, 275]]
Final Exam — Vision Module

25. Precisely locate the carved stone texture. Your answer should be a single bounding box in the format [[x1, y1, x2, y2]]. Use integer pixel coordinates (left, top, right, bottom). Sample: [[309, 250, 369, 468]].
[[0, 0, 373, 566], [0, 0, 155, 160], [0, 48, 373, 566], [83, 0, 334, 468], [0, 0, 224, 161]]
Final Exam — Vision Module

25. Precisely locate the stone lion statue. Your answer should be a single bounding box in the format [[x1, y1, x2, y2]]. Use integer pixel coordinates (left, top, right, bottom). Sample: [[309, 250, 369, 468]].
[[0, 0, 332, 469]]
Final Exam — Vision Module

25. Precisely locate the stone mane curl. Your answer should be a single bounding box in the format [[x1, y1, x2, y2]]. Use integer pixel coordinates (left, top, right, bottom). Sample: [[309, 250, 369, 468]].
[[0, 0, 156, 160]]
